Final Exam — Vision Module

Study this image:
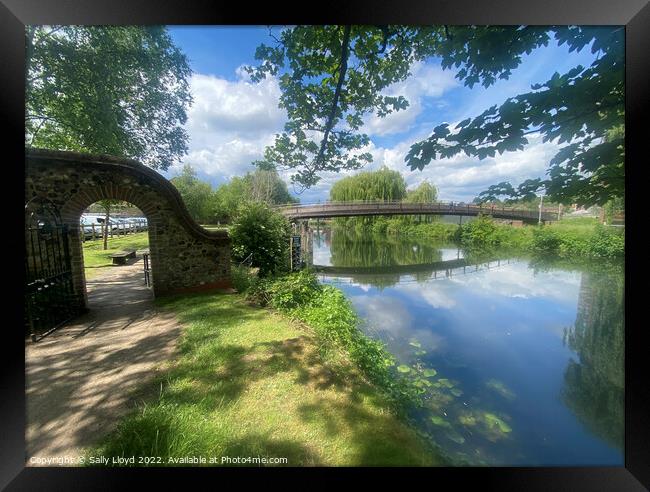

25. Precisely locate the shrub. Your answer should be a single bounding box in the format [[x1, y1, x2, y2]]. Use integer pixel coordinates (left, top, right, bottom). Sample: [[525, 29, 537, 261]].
[[457, 214, 501, 248], [230, 264, 257, 293], [531, 227, 561, 254], [244, 276, 273, 306], [587, 225, 625, 258], [266, 270, 323, 310], [230, 202, 291, 277], [371, 216, 390, 235]]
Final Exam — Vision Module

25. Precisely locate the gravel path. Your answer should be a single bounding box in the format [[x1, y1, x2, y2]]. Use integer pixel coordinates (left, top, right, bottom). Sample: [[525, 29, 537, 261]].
[[25, 257, 183, 465]]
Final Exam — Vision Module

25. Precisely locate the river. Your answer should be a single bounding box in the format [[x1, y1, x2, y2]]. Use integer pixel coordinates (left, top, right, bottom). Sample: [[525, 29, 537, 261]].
[[308, 226, 624, 466]]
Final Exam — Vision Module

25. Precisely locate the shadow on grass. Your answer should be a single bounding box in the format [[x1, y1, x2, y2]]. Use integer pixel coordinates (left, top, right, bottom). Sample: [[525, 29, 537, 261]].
[[91, 291, 444, 466]]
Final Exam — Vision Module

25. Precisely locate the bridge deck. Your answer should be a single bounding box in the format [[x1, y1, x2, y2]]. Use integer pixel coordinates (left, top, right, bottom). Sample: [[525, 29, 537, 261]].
[[277, 201, 557, 223]]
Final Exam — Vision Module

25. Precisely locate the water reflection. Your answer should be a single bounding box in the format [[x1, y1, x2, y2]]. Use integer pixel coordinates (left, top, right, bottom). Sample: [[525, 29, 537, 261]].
[[562, 267, 624, 452], [311, 227, 624, 465]]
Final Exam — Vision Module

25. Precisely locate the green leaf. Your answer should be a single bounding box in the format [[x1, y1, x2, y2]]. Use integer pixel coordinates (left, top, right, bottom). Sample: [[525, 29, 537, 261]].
[[430, 416, 451, 428]]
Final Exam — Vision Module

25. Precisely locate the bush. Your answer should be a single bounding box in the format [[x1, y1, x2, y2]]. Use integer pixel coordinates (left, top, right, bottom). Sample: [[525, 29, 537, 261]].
[[266, 270, 323, 310], [384, 220, 457, 241], [457, 214, 501, 248], [230, 202, 291, 277], [587, 225, 624, 258], [531, 227, 561, 254], [230, 264, 257, 293]]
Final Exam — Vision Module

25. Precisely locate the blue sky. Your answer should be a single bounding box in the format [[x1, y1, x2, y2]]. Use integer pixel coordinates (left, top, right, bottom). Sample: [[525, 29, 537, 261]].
[[164, 26, 601, 203]]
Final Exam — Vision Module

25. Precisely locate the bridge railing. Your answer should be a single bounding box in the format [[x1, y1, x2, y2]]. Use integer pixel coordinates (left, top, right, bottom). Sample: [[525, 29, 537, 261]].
[[274, 200, 558, 221]]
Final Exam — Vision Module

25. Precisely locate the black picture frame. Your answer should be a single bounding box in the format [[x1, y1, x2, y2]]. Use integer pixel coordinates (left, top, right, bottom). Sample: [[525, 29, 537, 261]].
[[2, 0, 648, 489]]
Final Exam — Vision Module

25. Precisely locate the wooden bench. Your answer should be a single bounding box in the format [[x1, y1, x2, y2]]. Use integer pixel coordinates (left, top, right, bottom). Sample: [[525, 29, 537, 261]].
[[109, 249, 136, 265]]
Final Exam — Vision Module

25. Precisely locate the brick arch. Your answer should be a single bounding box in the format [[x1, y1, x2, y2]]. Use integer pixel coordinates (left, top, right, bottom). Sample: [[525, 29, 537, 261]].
[[26, 148, 232, 309]]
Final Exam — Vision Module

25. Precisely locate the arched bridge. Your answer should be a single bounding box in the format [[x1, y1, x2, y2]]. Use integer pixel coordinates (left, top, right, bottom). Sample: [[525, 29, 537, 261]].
[[277, 201, 558, 224], [314, 257, 515, 284]]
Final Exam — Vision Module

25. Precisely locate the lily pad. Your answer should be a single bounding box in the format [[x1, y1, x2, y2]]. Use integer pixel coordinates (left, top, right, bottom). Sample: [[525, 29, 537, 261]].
[[437, 378, 454, 388], [423, 368, 438, 378], [409, 340, 422, 348], [458, 413, 477, 427], [451, 388, 464, 397], [484, 413, 512, 433], [397, 365, 411, 373], [430, 415, 451, 428]]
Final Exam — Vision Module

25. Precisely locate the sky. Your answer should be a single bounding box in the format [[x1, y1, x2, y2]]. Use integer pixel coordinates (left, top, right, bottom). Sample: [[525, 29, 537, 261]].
[[164, 26, 600, 203]]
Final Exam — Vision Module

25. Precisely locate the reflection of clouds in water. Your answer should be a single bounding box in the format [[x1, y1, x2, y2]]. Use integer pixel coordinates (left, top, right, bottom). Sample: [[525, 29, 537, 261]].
[[440, 248, 464, 262], [351, 294, 446, 352], [400, 282, 457, 309], [352, 295, 412, 333], [348, 282, 372, 292], [324, 278, 373, 291], [447, 263, 581, 305], [312, 246, 332, 266]]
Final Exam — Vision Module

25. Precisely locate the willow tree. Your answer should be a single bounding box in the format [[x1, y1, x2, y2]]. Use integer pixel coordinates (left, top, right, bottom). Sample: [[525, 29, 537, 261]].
[[330, 166, 407, 203], [26, 25, 192, 170], [405, 180, 439, 223], [330, 166, 407, 229], [247, 26, 623, 206]]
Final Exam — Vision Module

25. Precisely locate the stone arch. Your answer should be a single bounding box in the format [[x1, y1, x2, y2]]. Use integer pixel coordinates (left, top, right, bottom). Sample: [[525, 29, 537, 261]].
[[25, 148, 231, 309]]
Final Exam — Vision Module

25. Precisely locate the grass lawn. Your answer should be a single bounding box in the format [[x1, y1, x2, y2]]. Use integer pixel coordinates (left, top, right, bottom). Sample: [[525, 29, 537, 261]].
[[82, 232, 149, 279], [200, 224, 230, 231], [89, 291, 443, 466]]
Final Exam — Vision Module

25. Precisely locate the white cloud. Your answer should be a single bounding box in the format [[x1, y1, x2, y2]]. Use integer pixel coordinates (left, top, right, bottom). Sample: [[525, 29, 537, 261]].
[[364, 62, 459, 136], [168, 60, 565, 203], [166, 72, 286, 182], [355, 132, 561, 202]]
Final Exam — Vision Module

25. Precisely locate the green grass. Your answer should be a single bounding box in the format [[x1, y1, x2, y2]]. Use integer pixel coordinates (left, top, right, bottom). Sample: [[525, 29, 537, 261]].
[[200, 224, 230, 231], [82, 232, 149, 279], [88, 292, 443, 466]]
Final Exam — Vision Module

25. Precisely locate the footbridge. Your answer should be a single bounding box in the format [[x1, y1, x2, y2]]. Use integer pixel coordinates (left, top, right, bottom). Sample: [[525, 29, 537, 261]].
[[313, 257, 513, 278], [277, 201, 557, 224], [314, 257, 516, 286]]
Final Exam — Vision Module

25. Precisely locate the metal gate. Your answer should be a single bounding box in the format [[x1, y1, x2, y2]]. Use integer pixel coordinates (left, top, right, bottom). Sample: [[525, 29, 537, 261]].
[[25, 198, 80, 341]]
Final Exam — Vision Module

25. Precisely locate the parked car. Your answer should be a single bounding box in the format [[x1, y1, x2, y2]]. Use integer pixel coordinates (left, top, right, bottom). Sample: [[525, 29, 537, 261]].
[[126, 217, 148, 232], [80, 215, 105, 239]]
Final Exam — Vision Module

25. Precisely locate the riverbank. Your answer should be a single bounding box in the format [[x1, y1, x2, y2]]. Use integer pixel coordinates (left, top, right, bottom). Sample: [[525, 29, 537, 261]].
[[308, 227, 624, 465], [338, 215, 624, 260], [88, 289, 445, 466]]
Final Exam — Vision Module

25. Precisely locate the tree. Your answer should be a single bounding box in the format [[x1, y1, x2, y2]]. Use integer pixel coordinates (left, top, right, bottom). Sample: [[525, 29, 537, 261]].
[[329, 166, 407, 203], [405, 180, 438, 223], [97, 199, 122, 250], [169, 164, 216, 223], [243, 167, 298, 205], [246, 26, 444, 190], [26, 26, 192, 170], [330, 166, 407, 229], [405, 180, 438, 203], [248, 26, 623, 206], [213, 167, 298, 224], [213, 176, 251, 224]]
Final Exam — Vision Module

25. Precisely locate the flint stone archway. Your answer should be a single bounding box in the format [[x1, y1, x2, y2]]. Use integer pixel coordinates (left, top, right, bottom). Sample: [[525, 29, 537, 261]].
[[26, 148, 232, 309]]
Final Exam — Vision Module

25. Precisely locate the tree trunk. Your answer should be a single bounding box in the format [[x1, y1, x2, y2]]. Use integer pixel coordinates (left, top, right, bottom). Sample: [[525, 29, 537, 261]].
[[103, 209, 110, 250]]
